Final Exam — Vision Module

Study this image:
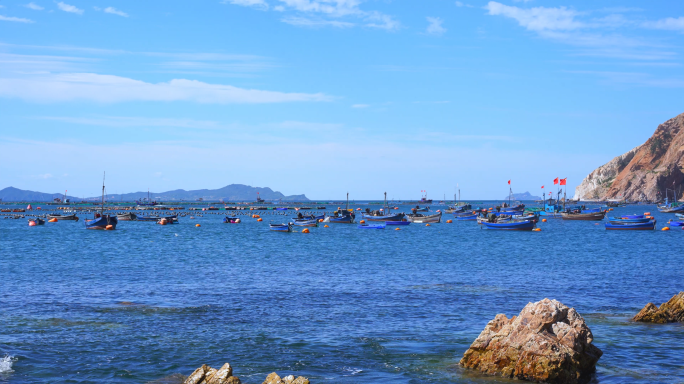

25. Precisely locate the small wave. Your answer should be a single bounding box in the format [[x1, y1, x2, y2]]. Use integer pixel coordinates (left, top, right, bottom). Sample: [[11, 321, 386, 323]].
[[0, 355, 16, 374]]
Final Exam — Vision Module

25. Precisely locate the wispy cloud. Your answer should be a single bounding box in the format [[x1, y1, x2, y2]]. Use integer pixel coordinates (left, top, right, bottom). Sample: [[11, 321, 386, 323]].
[[643, 17, 684, 32], [224, 0, 400, 30], [104, 7, 128, 17], [351, 104, 369, 108], [0, 72, 331, 103], [0, 15, 35, 23], [455, 1, 473, 8], [57, 2, 84, 14], [38, 116, 225, 129], [25, 2, 44, 10], [565, 70, 684, 88], [222, 0, 269, 11], [281, 16, 354, 28], [426, 17, 446, 35], [486, 2, 583, 32]]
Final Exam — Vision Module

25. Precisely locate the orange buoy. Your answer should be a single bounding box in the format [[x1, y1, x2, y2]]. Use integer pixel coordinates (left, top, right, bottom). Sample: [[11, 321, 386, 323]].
[[542, 218, 547, 222], [195, 224, 201, 227], [319, 219, 324, 222], [649, 216, 654, 220], [257, 218, 263, 222], [360, 220, 365, 224], [324, 224, 329, 227], [105, 225, 114, 230], [302, 228, 310, 233], [446, 219, 453, 223], [48, 218, 58, 223], [28, 220, 36, 226], [395, 227, 401, 230], [662, 227, 670, 231], [425, 223, 430, 227], [533, 228, 541, 231], [356, 208, 361, 211], [235, 219, 241, 223], [159, 218, 167, 225], [644, 212, 651, 215]]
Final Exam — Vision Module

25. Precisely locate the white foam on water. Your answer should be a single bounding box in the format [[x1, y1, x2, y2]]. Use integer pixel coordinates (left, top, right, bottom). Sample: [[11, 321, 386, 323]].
[[0, 355, 16, 373]]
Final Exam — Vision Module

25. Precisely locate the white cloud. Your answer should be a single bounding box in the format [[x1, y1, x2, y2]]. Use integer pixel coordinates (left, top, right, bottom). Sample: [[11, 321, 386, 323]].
[[0, 72, 331, 103], [222, 0, 269, 11], [25, 3, 44, 10], [455, 1, 473, 8], [486, 2, 583, 31], [0, 15, 35, 23], [104, 7, 128, 17], [274, 5, 285, 11], [281, 16, 353, 28], [352, 104, 369, 108], [643, 17, 684, 32], [426, 16, 446, 35], [57, 2, 84, 15]]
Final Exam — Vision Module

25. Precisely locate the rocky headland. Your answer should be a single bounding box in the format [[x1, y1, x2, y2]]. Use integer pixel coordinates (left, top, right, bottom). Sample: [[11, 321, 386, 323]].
[[574, 112, 684, 201], [460, 298, 602, 384], [633, 292, 684, 323]]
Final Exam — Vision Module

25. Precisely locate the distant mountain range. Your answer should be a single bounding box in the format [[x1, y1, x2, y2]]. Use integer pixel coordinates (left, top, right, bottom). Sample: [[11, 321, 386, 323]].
[[0, 184, 309, 202], [503, 191, 541, 200]]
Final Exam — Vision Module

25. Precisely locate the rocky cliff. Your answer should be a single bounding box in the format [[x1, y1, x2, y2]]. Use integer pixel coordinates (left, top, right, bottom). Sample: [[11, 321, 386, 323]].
[[574, 113, 684, 201]]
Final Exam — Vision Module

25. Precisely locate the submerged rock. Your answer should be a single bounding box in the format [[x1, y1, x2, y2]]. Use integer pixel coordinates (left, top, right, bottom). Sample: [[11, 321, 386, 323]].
[[262, 372, 310, 384], [182, 364, 310, 384], [633, 292, 684, 323], [460, 298, 602, 384]]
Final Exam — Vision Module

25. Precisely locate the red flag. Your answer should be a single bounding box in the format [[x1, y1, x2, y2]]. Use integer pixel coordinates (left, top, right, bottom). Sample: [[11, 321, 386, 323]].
[[507, 180, 511, 185], [553, 178, 559, 185], [541, 186, 544, 189], [560, 178, 567, 186]]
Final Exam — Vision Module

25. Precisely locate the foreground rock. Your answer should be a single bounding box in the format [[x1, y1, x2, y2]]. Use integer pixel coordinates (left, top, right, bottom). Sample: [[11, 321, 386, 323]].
[[460, 298, 602, 384], [182, 363, 310, 384], [633, 292, 684, 323]]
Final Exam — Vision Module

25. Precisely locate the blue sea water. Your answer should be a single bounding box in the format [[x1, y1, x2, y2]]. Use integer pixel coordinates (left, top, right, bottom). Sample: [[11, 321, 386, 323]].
[[1, 203, 683, 383]]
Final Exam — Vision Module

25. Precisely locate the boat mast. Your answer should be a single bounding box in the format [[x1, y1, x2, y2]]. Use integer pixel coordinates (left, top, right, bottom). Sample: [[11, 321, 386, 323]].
[[101, 172, 105, 216], [384, 192, 387, 211], [346, 192, 349, 211]]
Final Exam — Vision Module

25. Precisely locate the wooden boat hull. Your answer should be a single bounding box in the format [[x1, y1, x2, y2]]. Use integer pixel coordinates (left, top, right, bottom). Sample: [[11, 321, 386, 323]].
[[362, 213, 405, 222], [482, 220, 535, 230], [406, 212, 442, 223], [269, 223, 293, 232], [116, 213, 137, 221], [47, 214, 79, 221], [561, 212, 606, 220], [608, 217, 651, 224], [605, 220, 656, 230], [293, 219, 319, 227], [386, 221, 410, 225], [658, 205, 684, 213], [358, 224, 385, 229], [328, 215, 354, 223], [84, 215, 117, 230], [457, 214, 478, 221]]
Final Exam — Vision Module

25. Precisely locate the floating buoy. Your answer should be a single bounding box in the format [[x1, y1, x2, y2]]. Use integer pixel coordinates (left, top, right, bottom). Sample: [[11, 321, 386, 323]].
[[648, 216, 654, 220], [425, 223, 430, 227], [644, 212, 651, 215], [662, 227, 670, 231], [159, 219, 167, 225], [446, 219, 453, 223], [542, 218, 547, 222], [360, 220, 365, 224], [105, 225, 114, 230], [28, 221, 36, 226], [324, 224, 329, 227], [48, 218, 58, 223], [533, 228, 541, 231], [257, 218, 263, 222], [319, 219, 324, 222], [195, 224, 201, 227], [395, 227, 401, 230], [302, 228, 310, 233], [356, 208, 361, 211]]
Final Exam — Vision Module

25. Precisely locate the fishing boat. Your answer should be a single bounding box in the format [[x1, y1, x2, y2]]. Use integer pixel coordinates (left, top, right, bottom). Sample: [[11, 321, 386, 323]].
[[385, 221, 410, 226], [668, 220, 684, 227], [326, 193, 355, 223], [608, 216, 651, 224], [658, 201, 684, 213], [293, 219, 319, 227], [482, 220, 536, 231], [116, 212, 137, 221], [223, 216, 241, 223], [138, 215, 177, 222], [455, 214, 478, 221], [292, 213, 325, 221], [47, 213, 79, 221], [28, 218, 45, 226], [406, 212, 442, 223], [84, 173, 118, 230], [358, 224, 386, 229], [605, 220, 656, 230], [561, 211, 606, 220], [269, 223, 293, 232], [362, 192, 405, 222], [676, 213, 684, 220]]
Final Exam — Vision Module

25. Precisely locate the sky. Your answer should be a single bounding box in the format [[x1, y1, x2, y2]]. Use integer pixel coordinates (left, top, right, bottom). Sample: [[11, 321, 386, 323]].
[[1, 0, 683, 200]]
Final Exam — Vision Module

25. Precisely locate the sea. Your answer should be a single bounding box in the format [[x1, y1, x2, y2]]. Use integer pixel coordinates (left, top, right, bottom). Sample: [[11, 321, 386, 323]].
[[1, 202, 683, 383]]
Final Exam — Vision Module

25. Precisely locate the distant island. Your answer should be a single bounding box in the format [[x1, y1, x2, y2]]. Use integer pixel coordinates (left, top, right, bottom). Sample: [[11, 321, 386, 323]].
[[504, 191, 541, 200], [0, 184, 309, 202]]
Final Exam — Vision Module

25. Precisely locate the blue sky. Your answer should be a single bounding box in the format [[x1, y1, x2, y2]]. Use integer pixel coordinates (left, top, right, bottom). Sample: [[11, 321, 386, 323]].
[[1, 0, 683, 200]]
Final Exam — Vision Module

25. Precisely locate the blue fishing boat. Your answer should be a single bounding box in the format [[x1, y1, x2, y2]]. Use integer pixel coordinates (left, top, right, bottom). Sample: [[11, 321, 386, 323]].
[[358, 224, 385, 229], [482, 220, 535, 231], [361, 192, 405, 222], [608, 216, 651, 224], [269, 223, 293, 232], [327, 193, 355, 223], [292, 214, 325, 221], [668, 220, 684, 227], [293, 219, 318, 227], [28, 218, 45, 226], [455, 214, 477, 221], [84, 173, 117, 230], [605, 220, 656, 230], [386, 221, 410, 225], [494, 211, 523, 217]]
